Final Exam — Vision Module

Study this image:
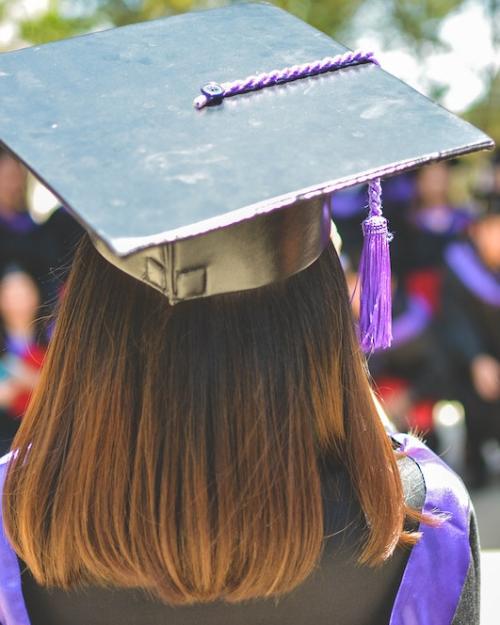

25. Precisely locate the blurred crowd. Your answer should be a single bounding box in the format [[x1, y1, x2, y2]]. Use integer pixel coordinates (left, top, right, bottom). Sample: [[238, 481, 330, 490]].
[[0, 146, 82, 455], [334, 151, 500, 488], [0, 144, 499, 488]]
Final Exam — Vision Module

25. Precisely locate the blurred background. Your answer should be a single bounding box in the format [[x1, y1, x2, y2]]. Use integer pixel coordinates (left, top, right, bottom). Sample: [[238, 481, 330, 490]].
[[0, 0, 499, 616]]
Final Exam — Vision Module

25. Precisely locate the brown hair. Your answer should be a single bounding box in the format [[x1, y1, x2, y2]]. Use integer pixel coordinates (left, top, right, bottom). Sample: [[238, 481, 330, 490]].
[[3, 235, 417, 604]]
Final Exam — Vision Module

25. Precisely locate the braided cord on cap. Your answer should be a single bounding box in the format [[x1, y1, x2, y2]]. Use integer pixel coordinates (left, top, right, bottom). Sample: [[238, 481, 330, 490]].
[[193, 49, 379, 109]]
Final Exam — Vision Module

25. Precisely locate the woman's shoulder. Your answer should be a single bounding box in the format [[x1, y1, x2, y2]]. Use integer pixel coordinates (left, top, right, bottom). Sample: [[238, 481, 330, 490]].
[[0, 450, 17, 501], [0, 451, 15, 484], [393, 433, 470, 499], [0, 451, 32, 625], [0, 451, 14, 479], [0, 451, 14, 466], [397, 450, 426, 512], [392, 433, 479, 625]]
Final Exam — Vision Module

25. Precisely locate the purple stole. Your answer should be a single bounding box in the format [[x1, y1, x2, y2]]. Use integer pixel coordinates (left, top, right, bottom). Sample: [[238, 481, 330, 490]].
[[0, 212, 37, 235], [445, 241, 500, 308], [0, 436, 471, 625], [389, 433, 471, 625], [391, 295, 432, 348], [412, 206, 472, 236], [0, 453, 31, 625]]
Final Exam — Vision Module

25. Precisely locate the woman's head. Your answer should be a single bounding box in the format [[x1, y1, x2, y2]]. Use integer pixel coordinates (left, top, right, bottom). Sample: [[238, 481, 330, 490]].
[[0, 267, 41, 333], [0, 151, 27, 215], [415, 161, 451, 208], [469, 214, 500, 270], [4, 234, 415, 604]]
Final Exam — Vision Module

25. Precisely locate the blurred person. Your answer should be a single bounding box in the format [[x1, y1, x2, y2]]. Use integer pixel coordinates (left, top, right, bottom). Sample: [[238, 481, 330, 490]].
[[0, 147, 27, 215], [0, 147, 83, 306], [0, 148, 38, 278], [401, 161, 474, 312], [343, 243, 446, 446], [369, 287, 445, 447], [441, 209, 500, 487], [0, 266, 46, 455], [345, 264, 447, 448]]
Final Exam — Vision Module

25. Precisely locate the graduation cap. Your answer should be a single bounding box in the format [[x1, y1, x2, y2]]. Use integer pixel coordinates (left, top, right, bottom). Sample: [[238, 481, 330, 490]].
[[0, 3, 494, 351]]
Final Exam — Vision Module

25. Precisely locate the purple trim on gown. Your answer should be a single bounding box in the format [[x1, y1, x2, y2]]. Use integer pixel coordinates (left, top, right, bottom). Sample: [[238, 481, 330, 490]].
[[0, 453, 31, 625], [391, 295, 432, 348], [412, 206, 472, 235], [329, 185, 365, 219], [0, 213, 36, 235], [389, 433, 471, 625], [4, 337, 30, 360], [445, 241, 500, 307], [0, 436, 471, 625]]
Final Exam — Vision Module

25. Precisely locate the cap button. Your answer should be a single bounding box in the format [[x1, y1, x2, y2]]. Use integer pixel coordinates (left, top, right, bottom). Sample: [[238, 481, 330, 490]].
[[200, 82, 224, 105]]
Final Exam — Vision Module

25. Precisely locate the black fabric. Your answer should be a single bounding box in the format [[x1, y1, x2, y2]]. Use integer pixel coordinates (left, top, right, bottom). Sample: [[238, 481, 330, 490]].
[[451, 511, 480, 625], [20, 456, 424, 625], [394, 210, 469, 279], [439, 260, 500, 481], [0, 410, 19, 456], [440, 260, 500, 366], [0, 206, 83, 307], [369, 290, 450, 404]]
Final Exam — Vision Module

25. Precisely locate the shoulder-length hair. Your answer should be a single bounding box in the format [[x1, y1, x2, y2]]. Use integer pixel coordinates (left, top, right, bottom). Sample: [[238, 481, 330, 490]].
[[3, 234, 417, 604]]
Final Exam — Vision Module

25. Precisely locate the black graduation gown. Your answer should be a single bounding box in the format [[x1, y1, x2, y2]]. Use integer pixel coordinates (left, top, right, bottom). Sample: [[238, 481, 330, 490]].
[[18, 455, 480, 625], [440, 253, 500, 473], [0, 206, 83, 306]]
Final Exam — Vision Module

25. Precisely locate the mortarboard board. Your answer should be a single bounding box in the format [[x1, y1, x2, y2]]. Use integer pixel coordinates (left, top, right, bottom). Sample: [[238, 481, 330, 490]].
[[0, 3, 494, 347]]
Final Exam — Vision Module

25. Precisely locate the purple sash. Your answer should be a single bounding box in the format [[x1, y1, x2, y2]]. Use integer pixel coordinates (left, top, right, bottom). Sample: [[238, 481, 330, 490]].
[[0, 436, 472, 625], [391, 295, 432, 348], [0, 213, 36, 235], [412, 206, 472, 235], [389, 433, 471, 625], [445, 241, 500, 307], [0, 454, 31, 625]]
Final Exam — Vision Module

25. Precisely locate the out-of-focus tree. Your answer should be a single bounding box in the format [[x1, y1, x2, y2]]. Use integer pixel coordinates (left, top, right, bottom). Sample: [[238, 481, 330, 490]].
[[467, 65, 500, 143], [0, 0, 471, 43], [463, 0, 499, 143], [347, 0, 467, 104], [273, 0, 363, 37], [6, 0, 190, 45], [392, 0, 499, 142], [19, 10, 94, 44], [389, 0, 466, 47]]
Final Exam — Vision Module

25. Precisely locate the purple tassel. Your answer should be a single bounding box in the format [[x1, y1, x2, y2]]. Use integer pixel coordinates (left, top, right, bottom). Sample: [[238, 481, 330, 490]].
[[359, 179, 393, 353]]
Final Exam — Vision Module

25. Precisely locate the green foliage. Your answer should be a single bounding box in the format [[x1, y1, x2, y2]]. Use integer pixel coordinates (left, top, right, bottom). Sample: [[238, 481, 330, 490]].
[[0, 0, 476, 46], [19, 11, 96, 44], [0, 0, 8, 22], [390, 0, 466, 48], [92, 0, 191, 27], [466, 73, 500, 143], [7, 0, 197, 44], [3, 0, 366, 44], [273, 0, 364, 35]]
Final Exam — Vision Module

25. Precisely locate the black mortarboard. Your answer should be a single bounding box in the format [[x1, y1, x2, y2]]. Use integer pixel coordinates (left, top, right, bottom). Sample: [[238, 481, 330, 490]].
[[0, 3, 494, 348]]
